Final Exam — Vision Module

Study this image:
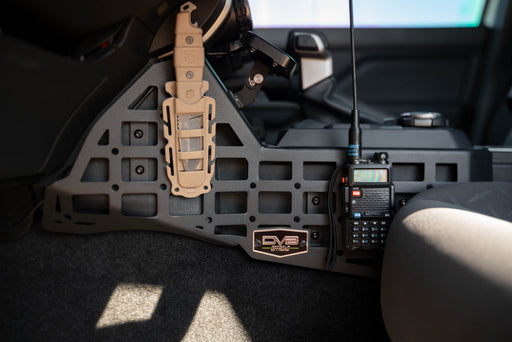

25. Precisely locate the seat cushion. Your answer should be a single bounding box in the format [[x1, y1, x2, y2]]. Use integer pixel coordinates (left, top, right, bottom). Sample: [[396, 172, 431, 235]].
[[381, 182, 512, 342]]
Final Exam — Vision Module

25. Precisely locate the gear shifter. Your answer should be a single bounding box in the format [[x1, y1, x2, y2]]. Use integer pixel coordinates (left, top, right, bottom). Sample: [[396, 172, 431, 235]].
[[288, 31, 333, 90], [288, 30, 387, 124]]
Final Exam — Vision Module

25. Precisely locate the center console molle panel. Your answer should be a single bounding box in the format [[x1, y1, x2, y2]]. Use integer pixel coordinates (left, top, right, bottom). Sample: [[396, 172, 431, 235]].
[[42, 60, 492, 277]]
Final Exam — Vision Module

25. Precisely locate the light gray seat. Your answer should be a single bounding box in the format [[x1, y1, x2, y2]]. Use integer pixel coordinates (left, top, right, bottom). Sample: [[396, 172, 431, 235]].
[[381, 182, 512, 342]]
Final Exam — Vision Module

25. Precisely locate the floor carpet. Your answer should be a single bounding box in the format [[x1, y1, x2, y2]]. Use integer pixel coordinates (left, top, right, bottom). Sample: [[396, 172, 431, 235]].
[[1, 224, 389, 342]]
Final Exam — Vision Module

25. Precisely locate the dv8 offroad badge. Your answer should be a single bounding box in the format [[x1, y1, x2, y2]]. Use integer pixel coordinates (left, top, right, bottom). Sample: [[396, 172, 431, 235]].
[[253, 229, 308, 258]]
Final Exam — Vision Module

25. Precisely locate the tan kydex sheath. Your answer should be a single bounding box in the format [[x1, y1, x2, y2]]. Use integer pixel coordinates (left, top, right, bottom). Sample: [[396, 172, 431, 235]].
[[162, 2, 216, 198]]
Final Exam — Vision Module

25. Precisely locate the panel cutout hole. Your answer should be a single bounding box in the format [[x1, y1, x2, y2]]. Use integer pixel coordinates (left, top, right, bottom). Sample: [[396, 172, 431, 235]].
[[98, 130, 109, 145], [436, 163, 457, 182], [215, 123, 243, 146], [393, 163, 425, 182], [169, 195, 203, 216], [303, 192, 332, 214], [259, 192, 292, 213], [303, 162, 336, 180], [81, 158, 109, 182], [215, 192, 248, 214], [122, 194, 157, 217], [121, 122, 157, 146], [215, 158, 248, 180], [121, 158, 157, 182], [128, 86, 158, 110], [72, 195, 109, 215], [304, 225, 329, 247], [259, 161, 292, 180]]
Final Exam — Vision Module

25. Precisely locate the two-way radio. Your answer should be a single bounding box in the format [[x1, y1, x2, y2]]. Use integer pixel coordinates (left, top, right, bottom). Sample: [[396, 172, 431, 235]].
[[327, 0, 395, 269]]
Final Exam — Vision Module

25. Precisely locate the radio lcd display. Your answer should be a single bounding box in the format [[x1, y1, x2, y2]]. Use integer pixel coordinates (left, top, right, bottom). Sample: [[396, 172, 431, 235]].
[[353, 169, 388, 183]]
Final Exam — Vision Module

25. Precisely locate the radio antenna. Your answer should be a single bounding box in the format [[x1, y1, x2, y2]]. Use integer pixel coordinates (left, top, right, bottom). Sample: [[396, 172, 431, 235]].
[[348, 0, 361, 164]]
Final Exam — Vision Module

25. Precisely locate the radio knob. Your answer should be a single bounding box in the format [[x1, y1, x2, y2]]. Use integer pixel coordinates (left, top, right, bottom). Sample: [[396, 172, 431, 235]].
[[374, 152, 389, 164]]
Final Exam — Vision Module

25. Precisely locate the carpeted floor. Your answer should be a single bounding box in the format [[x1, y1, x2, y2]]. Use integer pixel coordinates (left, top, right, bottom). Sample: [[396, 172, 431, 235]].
[[0, 223, 389, 342]]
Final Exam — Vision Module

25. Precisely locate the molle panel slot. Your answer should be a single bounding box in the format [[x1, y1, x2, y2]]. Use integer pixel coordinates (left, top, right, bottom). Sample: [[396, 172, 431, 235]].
[[98, 130, 109, 145], [304, 225, 329, 247], [259, 192, 292, 213], [214, 225, 247, 236], [81, 158, 109, 182], [121, 194, 157, 217], [215, 123, 243, 146], [121, 158, 157, 182], [303, 162, 336, 180], [215, 158, 248, 180], [121, 122, 157, 146], [72, 195, 109, 215], [259, 161, 292, 180], [393, 163, 425, 181], [128, 86, 158, 110], [303, 192, 331, 214], [169, 195, 203, 216], [436, 163, 457, 182], [215, 192, 247, 214]]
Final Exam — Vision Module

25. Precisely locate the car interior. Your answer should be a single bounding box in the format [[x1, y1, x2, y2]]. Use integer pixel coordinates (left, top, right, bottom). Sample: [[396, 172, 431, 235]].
[[1, 0, 512, 341]]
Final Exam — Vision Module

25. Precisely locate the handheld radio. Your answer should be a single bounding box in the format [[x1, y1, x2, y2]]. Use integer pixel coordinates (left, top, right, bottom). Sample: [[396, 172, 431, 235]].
[[343, 154, 394, 250], [327, 0, 395, 268]]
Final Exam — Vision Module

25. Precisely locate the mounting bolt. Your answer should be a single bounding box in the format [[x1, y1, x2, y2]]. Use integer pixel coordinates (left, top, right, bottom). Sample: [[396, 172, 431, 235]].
[[253, 73, 264, 84], [249, 73, 264, 87], [399, 198, 407, 207], [135, 165, 145, 174], [134, 129, 143, 139], [312, 196, 321, 205], [185, 36, 194, 44], [311, 231, 320, 240], [255, 239, 262, 248], [186, 71, 194, 79], [300, 240, 307, 247]]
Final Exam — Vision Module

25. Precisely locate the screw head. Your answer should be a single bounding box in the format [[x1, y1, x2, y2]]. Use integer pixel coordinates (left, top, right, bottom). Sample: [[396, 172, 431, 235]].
[[311, 231, 320, 240], [134, 129, 143, 139], [186, 71, 194, 79], [312, 196, 321, 205], [253, 73, 264, 85], [185, 36, 194, 44], [135, 165, 145, 174]]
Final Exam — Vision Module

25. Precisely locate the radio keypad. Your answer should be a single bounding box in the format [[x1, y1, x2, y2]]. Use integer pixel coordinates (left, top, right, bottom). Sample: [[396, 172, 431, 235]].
[[349, 219, 389, 249]]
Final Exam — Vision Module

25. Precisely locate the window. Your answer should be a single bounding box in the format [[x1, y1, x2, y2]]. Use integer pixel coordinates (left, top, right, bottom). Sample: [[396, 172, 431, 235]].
[[251, 0, 487, 28]]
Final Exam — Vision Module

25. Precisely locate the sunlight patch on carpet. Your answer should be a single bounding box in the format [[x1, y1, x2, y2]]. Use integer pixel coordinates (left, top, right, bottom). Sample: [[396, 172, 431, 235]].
[[181, 290, 252, 342], [96, 283, 163, 328]]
